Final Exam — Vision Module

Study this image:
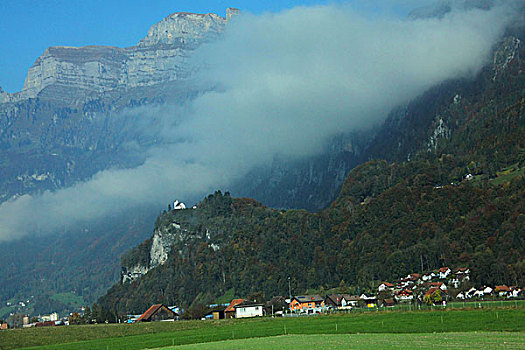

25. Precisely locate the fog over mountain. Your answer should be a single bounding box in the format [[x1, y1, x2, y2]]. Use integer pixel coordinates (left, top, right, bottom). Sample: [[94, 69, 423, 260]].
[[0, 2, 518, 241]]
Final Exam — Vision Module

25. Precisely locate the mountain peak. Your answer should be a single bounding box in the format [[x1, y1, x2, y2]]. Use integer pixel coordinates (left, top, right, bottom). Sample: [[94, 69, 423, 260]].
[[1, 8, 238, 104], [138, 8, 239, 48]]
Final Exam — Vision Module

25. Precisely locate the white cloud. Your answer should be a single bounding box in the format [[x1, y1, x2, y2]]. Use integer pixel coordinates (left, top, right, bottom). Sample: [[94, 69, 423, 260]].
[[0, 1, 518, 241]]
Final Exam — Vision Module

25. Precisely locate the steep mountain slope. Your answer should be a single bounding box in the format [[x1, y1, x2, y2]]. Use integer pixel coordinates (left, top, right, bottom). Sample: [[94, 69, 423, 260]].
[[2, 5, 524, 318], [0, 8, 239, 202], [0, 9, 239, 317], [0, 6, 378, 315], [98, 28, 525, 316]]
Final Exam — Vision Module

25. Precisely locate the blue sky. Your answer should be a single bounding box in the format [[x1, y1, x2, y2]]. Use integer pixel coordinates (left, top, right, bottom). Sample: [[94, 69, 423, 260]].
[[0, 0, 420, 93]]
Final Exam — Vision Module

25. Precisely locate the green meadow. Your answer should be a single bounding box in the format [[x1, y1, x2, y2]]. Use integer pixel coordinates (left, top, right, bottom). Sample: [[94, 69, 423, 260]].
[[1, 308, 523, 350], [163, 333, 525, 350]]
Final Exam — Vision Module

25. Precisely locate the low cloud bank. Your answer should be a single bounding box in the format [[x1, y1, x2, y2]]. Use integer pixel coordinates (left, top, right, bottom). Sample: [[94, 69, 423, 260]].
[[0, 1, 518, 241]]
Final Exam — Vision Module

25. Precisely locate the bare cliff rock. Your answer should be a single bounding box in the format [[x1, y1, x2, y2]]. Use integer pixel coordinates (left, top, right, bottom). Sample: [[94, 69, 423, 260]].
[[0, 8, 239, 104]]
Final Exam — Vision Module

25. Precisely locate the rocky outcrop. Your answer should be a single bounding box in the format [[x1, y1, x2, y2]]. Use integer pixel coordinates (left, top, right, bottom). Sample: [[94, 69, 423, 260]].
[[492, 36, 521, 81], [121, 218, 207, 283], [121, 264, 149, 283], [427, 117, 450, 151], [0, 8, 239, 104], [138, 8, 239, 47]]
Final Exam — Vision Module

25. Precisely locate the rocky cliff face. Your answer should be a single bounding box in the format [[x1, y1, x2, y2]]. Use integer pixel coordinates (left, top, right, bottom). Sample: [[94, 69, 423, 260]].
[[0, 8, 239, 104], [121, 218, 208, 283]]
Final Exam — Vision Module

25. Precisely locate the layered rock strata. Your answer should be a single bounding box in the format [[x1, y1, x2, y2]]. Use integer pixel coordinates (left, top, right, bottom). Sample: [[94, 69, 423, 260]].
[[0, 8, 239, 104]]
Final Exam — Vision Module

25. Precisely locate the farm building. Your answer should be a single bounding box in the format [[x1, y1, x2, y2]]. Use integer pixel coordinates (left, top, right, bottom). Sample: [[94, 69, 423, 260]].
[[234, 301, 264, 318], [324, 294, 344, 308], [136, 304, 178, 322], [225, 299, 246, 319]]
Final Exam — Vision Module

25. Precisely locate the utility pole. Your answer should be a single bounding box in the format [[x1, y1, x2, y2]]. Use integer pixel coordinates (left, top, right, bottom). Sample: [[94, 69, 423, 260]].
[[288, 277, 292, 300]]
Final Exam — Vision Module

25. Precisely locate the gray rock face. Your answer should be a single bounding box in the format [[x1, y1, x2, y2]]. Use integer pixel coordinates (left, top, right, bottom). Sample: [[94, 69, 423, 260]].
[[121, 219, 207, 283], [0, 8, 239, 104]]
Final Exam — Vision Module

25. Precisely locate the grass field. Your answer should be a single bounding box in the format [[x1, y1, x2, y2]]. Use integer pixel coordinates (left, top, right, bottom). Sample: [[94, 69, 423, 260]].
[[160, 333, 525, 350], [50, 292, 84, 308], [1, 308, 523, 350], [326, 299, 525, 314]]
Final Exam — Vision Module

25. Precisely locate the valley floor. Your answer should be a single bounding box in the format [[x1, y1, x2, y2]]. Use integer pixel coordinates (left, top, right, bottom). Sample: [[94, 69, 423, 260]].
[[2, 308, 523, 350], [160, 333, 525, 350]]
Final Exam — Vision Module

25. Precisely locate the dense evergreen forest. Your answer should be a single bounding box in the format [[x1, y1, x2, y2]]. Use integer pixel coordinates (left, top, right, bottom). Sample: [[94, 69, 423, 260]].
[[98, 29, 525, 318]]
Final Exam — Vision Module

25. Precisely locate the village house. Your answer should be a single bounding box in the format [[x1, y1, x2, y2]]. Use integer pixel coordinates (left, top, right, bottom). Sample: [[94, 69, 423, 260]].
[[473, 289, 485, 298], [466, 287, 477, 298], [494, 285, 511, 297], [395, 289, 414, 302], [378, 282, 395, 292], [438, 267, 451, 279], [136, 304, 178, 322], [509, 287, 523, 298], [397, 273, 421, 288], [359, 294, 378, 308], [41, 312, 59, 322], [289, 295, 325, 314], [324, 294, 344, 309], [381, 298, 396, 307], [451, 268, 470, 288], [234, 300, 264, 318], [203, 307, 225, 320], [422, 272, 436, 282], [456, 292, 466, 299], [212, 309, 225, 320], [483, 286, 494, 296], [341, 295, 360, 308], [450, 278, 461, 289], [430, 281, 448, 291], [266, 296, 288, 314], [407, 273, 422, 283], [455, 267, 470, 277], [225, 299, 245, 319], [471, 286, 493, 299]]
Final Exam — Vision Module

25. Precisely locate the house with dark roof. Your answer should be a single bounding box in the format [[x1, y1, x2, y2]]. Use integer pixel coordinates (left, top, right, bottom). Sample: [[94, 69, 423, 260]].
[[266, 296, 288, 314], [341, 294, 360, 308], [136, 304, 178, 322], [381, 298, 396, 307], [289, 295, 325, 314], [324, 294, 343, 308], [360, 293, 378, 307]]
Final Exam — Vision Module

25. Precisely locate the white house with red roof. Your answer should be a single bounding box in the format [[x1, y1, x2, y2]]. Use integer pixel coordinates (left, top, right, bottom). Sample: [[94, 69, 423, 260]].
[[378, 282, 395, 292], [438, 267, 451, 279]]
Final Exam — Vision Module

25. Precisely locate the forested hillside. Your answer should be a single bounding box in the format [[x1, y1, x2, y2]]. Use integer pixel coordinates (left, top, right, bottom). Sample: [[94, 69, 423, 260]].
[[98, 28, 525, 317]]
